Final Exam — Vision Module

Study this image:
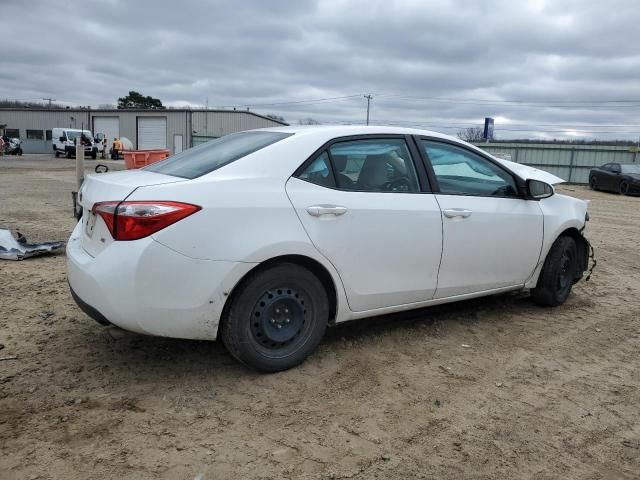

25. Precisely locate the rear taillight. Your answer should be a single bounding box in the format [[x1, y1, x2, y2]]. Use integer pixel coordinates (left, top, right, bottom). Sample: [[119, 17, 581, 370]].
[[92, 201, 201, 241]]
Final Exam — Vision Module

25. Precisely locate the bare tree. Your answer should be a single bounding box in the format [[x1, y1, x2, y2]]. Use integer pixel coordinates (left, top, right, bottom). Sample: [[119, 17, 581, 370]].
[[298, 117, 321, 125], [457, 127, 485, 142]]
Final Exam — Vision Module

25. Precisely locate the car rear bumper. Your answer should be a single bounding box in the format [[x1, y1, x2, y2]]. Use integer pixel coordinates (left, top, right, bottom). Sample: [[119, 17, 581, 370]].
[[66, 221, 257, 340]]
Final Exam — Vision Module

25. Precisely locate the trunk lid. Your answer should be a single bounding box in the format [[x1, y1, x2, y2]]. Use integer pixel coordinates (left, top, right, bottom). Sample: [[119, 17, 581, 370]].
[[78, 170, 186, 257]]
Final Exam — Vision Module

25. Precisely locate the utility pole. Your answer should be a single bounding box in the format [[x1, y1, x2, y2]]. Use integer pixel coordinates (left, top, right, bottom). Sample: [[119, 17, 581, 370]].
[[42, 97, 56, 108], [364, 94, 373, 125]]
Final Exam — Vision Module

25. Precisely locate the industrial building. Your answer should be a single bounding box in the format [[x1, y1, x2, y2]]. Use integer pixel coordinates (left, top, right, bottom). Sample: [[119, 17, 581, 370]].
[[0, 108, 287, 154]]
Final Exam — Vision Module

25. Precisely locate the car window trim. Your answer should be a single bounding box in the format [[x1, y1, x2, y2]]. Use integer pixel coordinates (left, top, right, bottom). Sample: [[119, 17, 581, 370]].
[[293, 134, 432, 194], [412, 135, 525, 199]]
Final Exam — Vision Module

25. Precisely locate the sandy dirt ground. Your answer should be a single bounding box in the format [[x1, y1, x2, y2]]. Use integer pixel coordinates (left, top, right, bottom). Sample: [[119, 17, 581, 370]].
[[1, 154, 639, 479]]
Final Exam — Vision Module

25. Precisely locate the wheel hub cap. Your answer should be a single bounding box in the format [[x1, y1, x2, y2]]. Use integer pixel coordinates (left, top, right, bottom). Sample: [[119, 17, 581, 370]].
[[558, 251, 572, 290], [250, 288, 307, 346]]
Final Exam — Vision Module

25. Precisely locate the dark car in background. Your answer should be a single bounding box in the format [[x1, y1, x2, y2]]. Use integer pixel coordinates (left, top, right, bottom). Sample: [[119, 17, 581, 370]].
[[589, 163, 640, 195]]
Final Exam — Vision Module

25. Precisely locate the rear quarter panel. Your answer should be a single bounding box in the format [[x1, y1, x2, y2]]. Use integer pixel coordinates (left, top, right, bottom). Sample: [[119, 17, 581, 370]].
[[125, 172, 352, 323]]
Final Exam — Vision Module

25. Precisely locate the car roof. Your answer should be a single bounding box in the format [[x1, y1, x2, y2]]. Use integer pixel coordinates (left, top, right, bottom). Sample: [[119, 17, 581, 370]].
[[258, 124, 459, 141]]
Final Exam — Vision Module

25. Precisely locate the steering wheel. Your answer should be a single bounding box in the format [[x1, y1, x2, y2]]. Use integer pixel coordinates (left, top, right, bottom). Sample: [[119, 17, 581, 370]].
[[382, 176, 410, 192]]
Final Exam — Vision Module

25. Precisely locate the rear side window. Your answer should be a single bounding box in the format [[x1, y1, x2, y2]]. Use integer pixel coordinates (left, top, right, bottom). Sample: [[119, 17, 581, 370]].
[[146, 131, 292, 179], [298, 152, 335, 188], [297, 138, 420, 193]]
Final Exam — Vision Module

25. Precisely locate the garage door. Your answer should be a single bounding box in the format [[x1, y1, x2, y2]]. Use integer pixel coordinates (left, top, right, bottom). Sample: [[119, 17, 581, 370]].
[[137, 117, 167, 150], [93, 117, 120, 143]]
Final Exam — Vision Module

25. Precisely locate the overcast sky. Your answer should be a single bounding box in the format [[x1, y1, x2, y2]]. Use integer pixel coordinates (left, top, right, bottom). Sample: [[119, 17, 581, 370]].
[[2, 0, 640, 140]]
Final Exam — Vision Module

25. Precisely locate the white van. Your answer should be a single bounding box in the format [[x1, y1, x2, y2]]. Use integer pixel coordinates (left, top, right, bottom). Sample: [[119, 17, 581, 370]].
[[52, 128, 100, 159]]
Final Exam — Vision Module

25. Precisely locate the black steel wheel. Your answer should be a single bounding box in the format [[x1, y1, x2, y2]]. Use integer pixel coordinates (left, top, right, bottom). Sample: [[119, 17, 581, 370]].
[[222, 263, 329, 372], [531, 236, 577, 307]]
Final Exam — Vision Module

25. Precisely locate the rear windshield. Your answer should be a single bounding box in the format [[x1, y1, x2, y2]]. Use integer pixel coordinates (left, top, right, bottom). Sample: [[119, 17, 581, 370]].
[[145, 131, 292, 179]]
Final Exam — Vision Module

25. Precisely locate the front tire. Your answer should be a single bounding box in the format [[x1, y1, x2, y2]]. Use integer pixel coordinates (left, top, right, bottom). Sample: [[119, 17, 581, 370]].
[[531, 236, 577, 307], [589, 176, 597, 190], [221, 263, 329, 372]]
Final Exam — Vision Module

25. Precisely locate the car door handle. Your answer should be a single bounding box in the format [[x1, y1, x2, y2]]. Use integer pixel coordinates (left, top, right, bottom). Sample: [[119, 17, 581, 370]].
[[306, 205, 348, 217], [443, 208, 472, 219]]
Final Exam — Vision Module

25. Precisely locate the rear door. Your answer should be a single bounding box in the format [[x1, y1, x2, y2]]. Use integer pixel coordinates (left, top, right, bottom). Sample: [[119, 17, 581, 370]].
[[417, 138, 543, 298], [286, 135, 443, 312]]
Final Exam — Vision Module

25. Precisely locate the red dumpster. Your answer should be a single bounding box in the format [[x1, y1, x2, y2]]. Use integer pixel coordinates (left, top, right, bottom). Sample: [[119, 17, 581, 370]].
[[122, 149, 170, 169]]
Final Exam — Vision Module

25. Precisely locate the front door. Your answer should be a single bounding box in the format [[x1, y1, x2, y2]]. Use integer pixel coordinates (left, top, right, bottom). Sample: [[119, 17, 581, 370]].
[[286, 136, 443, 312], [418, 139, 544, 298]]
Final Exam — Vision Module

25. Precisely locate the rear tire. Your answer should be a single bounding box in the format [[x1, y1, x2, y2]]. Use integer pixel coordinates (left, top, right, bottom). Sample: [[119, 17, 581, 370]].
[[620, 181, 630, 195], [221, 263, 329, 372], [54, 150, 60, 158], [66, 150, 72, 159], [589, 176, 597, 190], [531, 236, 577, 307]]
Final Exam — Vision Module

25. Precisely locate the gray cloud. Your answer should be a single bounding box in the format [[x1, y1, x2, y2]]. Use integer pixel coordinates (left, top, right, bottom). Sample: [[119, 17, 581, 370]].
[[2, 0, 640, 139]]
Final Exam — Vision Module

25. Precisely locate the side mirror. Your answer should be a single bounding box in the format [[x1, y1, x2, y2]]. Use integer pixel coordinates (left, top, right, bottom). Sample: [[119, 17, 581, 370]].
[[611, 166, 621, 174], [59, 136, 65, 142], [527, 179, 554, 200]]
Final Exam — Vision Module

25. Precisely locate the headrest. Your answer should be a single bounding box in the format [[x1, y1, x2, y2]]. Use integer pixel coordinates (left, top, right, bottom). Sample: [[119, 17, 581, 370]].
[[332, 155, 348, 172]]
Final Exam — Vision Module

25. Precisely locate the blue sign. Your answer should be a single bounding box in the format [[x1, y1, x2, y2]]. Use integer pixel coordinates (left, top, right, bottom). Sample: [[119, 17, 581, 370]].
[[483, 117, 495, 140]]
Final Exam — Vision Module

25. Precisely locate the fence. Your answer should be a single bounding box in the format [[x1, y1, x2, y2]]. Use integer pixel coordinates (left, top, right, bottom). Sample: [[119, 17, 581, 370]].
[[472, 142, 640, 184]]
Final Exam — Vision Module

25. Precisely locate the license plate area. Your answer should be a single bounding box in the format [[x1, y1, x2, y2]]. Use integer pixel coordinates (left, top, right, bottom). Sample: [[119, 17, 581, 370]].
[[85, 210, 97, 238]]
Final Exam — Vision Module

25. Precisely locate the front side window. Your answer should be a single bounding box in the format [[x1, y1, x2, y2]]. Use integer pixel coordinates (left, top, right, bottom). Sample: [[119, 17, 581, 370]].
[[146, 131, 292, 179], [422, 140, 518, 197]]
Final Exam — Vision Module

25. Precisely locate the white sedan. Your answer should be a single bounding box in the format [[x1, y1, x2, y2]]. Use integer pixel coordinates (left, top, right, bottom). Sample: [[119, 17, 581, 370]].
[[67, 126, 591, 371]]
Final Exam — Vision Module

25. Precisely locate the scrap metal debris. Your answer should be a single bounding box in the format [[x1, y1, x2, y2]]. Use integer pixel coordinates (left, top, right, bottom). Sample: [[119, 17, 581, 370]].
[[0, 228, 65, 261]]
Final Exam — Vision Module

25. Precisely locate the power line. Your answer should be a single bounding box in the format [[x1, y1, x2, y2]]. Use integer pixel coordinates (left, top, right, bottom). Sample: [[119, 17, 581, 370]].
[[215, 94, 364, 109], [374, 93, 640, 106]]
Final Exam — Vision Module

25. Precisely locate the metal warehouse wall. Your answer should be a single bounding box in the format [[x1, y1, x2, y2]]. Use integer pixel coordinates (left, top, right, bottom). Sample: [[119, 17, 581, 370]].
[[102, 110, 188, 152], [0, 109, 92, 154], [190, 110, 285, 139], [0, 109, 285, 154], [473, 142, 640, 184]]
